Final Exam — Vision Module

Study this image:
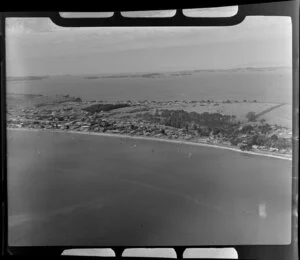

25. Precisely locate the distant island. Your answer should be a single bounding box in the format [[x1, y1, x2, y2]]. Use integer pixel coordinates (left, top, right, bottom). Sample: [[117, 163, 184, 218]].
[[84, 76, 100, 79], [7, 76, 50, 81], [7, 66, 291, 82], [83, 66, 291, 80]]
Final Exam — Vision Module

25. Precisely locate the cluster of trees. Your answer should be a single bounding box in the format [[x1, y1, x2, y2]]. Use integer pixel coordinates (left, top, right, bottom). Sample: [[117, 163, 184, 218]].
[[246, 111, 256, 122], [237, 123, 272, 135], [82, 103, 130, 113], [138, 109, 291, 151], [139, 110, 237, 136], [230, 133, 292, 150], [156, 110, 235, 129]]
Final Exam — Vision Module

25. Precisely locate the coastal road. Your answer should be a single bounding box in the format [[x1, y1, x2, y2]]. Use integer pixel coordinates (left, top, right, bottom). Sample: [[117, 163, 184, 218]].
[[7, 129, 292, 246]]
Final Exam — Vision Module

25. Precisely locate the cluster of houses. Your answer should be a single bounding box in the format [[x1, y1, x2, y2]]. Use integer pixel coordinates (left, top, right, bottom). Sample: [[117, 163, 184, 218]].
[[7, 97, 292, 156]]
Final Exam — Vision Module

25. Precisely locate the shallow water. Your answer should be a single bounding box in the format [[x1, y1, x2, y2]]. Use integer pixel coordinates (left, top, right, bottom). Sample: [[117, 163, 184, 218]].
[[7, 130, 292, 246]]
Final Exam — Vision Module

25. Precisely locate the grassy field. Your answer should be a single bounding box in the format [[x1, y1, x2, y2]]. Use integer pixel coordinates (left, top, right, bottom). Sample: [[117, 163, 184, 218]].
[[154, 102, 280, 122]]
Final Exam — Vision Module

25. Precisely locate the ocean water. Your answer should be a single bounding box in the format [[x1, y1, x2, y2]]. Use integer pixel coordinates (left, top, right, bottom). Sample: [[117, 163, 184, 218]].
[[8, 130, 292, 246], [7, 69, 292, 103]]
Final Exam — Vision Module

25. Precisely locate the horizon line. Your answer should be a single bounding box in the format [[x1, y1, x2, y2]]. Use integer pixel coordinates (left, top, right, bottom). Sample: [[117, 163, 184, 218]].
[[7, 65, 292, 78]]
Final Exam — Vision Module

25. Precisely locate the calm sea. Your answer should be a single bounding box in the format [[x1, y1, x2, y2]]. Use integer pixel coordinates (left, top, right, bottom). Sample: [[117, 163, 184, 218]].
[[8, 130, 292, 246], [7, 69, 292, 103]]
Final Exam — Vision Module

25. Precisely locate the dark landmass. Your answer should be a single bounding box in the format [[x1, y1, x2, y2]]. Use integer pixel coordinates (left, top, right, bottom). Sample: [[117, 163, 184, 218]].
[[82, 103, 130, 113], [84, 76, 100, 79], [7, 76, 50, 81], [8, 66, 291, 81], [86, 66, 291, 79], [7, 94, 292, 157]]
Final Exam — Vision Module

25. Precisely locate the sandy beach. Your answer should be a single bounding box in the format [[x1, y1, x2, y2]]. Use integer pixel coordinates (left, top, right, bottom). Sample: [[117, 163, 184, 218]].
[[7, 127, 292, 161]]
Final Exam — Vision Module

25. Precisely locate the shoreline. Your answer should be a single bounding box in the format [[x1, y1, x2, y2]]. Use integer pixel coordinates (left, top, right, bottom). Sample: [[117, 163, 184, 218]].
[[7, 127, 292, 161]]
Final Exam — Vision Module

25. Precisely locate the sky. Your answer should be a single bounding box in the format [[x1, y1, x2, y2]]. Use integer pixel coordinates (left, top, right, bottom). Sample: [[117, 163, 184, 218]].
[[5, 8, 292, 77]]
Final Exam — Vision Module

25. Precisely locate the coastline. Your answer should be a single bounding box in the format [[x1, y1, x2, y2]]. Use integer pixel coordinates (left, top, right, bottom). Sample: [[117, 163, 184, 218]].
[[8, 127, 292, 161]]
